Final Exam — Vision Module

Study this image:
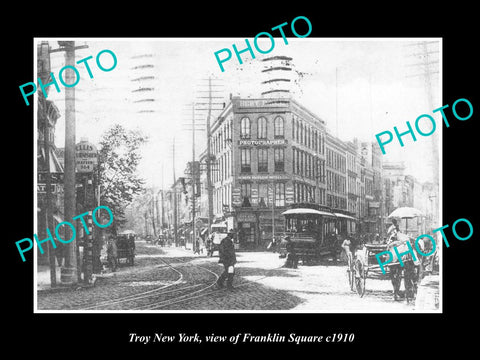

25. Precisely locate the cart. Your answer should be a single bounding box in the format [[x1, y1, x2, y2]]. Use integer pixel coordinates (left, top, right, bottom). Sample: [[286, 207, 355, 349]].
[[347, 243, 389, 297], [348, 236, 421, 302], [347, 206, 425, 300], [116, 232, 136, 266]]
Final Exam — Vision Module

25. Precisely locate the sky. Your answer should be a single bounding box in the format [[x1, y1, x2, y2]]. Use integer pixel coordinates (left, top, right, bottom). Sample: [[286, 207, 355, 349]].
[[36, 37, 441, 188]]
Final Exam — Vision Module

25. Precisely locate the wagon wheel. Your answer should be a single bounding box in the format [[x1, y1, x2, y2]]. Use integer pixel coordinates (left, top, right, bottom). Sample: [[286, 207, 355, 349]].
[[354, 259, 367, 297], [347, 268, 355, 291], [346, 255, 355, 291]]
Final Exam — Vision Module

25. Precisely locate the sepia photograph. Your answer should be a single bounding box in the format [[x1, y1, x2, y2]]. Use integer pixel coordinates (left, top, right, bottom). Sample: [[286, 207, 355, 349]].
[[33, 37, 442, 313]]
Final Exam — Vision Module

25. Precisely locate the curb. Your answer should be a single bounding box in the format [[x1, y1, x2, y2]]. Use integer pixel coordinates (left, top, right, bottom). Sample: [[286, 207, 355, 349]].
[[37, 279, 96, 294]]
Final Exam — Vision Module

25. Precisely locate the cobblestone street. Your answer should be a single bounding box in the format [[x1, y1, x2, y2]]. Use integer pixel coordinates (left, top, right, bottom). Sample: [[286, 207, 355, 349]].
[[36, 240, 439, 312]]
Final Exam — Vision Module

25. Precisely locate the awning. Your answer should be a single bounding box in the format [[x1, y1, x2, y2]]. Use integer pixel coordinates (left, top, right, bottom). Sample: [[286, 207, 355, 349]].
[[334, 213, 357, 221], [282, 208, 336, 217], [39, 147, 64, 173], [388, 207, 424, 219]]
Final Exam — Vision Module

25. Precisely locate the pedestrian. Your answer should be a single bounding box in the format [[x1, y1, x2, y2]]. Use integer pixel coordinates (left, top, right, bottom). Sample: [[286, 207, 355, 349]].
[[386, 219, 399, 243], [284, 236, 298, 269], [194, 238, 200, 255], [107, 236, 118, 272], [216, 230, 237, 290]]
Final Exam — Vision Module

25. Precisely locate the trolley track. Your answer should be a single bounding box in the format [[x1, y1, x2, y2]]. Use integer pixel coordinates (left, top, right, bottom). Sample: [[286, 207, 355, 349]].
[[148, 264, 287, 310], [132, 262, 220, 310], [75, 256, 220, 311], [56, 249, 288, 311]]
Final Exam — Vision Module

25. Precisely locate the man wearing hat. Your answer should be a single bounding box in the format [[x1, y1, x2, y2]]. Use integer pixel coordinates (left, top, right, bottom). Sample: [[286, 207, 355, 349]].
[[216, 229, 237, 290]]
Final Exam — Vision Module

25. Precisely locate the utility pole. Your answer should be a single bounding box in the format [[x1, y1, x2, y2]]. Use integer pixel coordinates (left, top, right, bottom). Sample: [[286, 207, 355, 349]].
[[155, 190, 161, 234], [151, 194, 157, 238], [335, 67, 339, 138], [144, 211, 149, 236], [194, 76, 224, 237], [161, 162, 165, 228], [404, 41, 440, 229], [172, 139, 178, 247], [62, 41, 78, 285], [206, 78, 213, 240], [271, 183, 275, 243], [191, 103, 197, 253], [49, 41, 87, 285]]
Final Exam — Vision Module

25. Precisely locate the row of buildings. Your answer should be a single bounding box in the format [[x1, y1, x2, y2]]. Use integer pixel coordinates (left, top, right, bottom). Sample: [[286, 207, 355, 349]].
[[161, 95, 439, 250]]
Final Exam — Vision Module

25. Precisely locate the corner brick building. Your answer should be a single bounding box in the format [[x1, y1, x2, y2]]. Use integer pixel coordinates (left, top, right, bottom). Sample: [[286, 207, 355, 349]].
[[206, 96, 383, 249]]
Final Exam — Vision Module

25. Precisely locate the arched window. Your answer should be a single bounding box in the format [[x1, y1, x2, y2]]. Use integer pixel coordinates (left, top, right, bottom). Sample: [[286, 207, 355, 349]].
[[274, 116, 284, 138], [257, 117, 267, 139], [240, 117, 251, 139]]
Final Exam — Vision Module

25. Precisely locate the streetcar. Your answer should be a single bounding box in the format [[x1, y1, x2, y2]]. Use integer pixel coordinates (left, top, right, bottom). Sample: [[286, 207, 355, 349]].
[[279, 203, 352, 263]]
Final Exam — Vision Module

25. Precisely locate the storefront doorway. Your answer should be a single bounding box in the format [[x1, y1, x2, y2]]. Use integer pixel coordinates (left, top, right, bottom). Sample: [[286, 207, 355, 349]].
[[238, 222, 256, 248]]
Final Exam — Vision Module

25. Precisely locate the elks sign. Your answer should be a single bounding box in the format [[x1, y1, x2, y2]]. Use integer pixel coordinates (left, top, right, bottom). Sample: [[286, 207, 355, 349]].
[[75, 139, 98, 173]]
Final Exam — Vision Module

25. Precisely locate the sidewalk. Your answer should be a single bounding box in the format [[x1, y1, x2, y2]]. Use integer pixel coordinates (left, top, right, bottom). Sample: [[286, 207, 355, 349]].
[[37, 265, 97, 293], [36, 244, 204, 292], [415, 274, 440, 311], [37, 265, 61, 291]]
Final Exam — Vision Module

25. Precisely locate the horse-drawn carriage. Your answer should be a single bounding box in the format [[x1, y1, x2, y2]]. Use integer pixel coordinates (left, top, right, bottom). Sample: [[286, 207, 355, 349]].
[[116, 230, 136, 266], [346, 235, 422, 302], [345, 207, 429, 302]]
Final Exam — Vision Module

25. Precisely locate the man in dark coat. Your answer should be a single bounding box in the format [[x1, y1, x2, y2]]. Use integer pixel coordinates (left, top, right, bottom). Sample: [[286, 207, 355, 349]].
[[107, 237, 118, 272], [216, 230, 237, 290], [284, 236, 298, 269]]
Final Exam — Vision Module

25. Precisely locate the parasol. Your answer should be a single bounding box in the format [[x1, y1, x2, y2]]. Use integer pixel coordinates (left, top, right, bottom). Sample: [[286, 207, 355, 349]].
[[387, 207, 424, 234]]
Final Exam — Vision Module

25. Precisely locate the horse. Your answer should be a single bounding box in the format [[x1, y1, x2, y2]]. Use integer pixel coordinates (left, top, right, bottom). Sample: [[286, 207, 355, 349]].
[[387, 233, 423, 303]]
